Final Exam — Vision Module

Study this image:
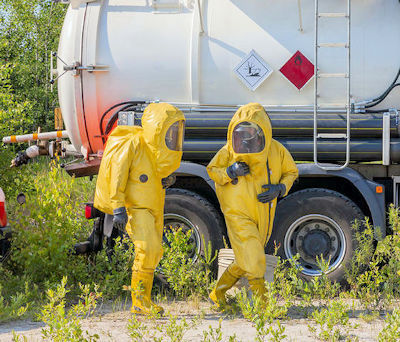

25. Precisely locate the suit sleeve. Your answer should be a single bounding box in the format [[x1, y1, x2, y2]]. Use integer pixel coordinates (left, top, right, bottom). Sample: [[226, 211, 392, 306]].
[[279, 145, 299, 197], [109, 139, 135, 210], [206, 146, 232, 186]]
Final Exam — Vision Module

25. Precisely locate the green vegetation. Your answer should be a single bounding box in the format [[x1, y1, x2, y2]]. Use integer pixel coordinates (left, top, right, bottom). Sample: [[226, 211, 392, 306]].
[[1, 159, 400, 340], [0, 0, 66, 139], [159, 229, 216, 299]]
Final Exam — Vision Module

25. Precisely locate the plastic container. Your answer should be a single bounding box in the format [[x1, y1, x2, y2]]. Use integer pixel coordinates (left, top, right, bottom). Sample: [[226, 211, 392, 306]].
[[217, 248, 278, 295]]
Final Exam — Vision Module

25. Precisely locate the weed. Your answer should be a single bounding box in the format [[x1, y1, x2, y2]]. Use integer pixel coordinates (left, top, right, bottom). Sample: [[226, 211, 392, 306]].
[[39, 276, 102, 342], [308, 300, 355, 342], [127, 315, 149, 342], [346, 210, 400, 311], [273, 254, 302, 306], [11, 331, 27, 342], [159, 228, 217, 299], [202, 318, 223, 342], [378, 308, 400, 342], [160, 314, 190, 342], [0, 280, 31, 322], [7, 161, 94, 286], [237, 282, 288, 342], [127, 311, 201, 342]]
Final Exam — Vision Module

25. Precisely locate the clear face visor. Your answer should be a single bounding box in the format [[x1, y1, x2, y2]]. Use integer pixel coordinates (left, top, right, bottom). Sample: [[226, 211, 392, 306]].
[[232, 121, 265, 154], [165, 120, 185, 151]]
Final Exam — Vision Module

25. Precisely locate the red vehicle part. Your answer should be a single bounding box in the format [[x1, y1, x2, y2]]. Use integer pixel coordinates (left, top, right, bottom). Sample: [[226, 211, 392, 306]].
[[0, 188, 7, 227]]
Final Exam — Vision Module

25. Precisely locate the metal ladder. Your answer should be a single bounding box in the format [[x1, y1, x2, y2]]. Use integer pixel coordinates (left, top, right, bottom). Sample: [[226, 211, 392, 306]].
[[314, 0, 351, 171]]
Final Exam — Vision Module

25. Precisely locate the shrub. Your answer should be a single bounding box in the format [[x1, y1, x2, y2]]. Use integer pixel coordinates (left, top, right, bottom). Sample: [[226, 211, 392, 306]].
[[237, 282, 288, 342], [346, 208, 400, 310], [308, 300, 355, 342], [7, 161, 93, 285], [159, 227, 216, 299], [379, 308, 400, 342], [39, 276, 102, 342]]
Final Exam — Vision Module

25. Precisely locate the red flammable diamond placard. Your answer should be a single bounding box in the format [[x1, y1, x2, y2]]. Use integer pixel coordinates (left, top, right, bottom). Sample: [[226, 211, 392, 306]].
[[279, 51, 314, 90]]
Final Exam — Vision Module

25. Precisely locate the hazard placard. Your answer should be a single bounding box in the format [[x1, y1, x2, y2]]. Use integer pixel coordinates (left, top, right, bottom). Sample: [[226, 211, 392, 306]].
[[280, 51, 314, 90], [234, 50, 273, 91]]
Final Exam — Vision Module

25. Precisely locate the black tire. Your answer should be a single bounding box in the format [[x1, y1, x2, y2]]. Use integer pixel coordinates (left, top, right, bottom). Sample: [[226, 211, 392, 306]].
[[164, 188, 225, 268], [266, 188, 364, 283]]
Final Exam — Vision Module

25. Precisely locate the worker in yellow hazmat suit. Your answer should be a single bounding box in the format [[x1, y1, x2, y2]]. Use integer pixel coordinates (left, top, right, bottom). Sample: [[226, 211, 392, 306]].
[[207, 103, 298, 306], [94, 103, 185, 315]]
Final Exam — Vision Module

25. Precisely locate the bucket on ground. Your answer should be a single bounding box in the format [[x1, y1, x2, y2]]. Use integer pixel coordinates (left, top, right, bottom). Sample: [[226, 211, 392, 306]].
[[217, 248, 278, 295]]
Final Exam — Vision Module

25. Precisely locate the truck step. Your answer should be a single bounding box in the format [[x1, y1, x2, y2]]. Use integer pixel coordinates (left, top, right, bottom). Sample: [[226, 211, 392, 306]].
[[318, 12, 348, 18], [318, 42, 349, 48], [317, 103, 348, 109], [317, 133, 348, 139], [317, 73, 348, 78]]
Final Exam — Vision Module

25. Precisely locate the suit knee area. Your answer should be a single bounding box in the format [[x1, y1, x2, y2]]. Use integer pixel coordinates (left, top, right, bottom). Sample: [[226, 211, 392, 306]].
[[247, 254, 266, 279], [133, 243, 163, 271]]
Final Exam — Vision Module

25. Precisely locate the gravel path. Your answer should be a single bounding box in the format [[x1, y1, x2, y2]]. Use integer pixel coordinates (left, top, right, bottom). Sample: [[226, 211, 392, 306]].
[[0, 300, 386, 341]]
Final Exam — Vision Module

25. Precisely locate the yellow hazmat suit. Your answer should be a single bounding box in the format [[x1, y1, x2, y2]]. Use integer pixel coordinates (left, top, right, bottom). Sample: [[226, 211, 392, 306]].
[[207, 103, 298, 304], [94, 103, 185, 315]]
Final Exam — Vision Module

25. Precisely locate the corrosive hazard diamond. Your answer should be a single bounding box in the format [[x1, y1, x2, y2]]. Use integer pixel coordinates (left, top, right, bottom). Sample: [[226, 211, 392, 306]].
[[234, 50, 273, 91], [280, 51, 314, 90]]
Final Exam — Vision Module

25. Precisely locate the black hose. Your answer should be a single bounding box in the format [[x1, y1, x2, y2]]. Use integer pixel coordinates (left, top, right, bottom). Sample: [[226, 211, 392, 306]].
[[365, 109, 392, 113], [367, 67, 400, 104], [99, 101, 146, 144], [365, 83, 400, 109], [104, 104, 139, 135]]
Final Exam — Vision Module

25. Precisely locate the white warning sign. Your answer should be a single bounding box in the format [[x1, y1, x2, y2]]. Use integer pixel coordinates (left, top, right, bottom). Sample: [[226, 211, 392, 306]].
[[234, 50, 273, 91]]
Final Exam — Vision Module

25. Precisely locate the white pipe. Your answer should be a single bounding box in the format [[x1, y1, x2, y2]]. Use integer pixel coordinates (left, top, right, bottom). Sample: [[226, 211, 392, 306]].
[[2, 130, 69, 144]]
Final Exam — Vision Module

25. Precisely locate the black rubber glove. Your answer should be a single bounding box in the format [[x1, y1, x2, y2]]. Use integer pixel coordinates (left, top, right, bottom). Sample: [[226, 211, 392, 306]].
[[226, 162, 250, 179], [162, 175, 176, 189], [113, 207, 128, 231], [257, 184, 286, 203]]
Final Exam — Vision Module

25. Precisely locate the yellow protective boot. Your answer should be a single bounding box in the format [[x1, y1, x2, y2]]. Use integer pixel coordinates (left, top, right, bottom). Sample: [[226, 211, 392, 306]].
[[248, 278, 268, 305], [209, 269, 240, 307], [131, 272, 164, 316]]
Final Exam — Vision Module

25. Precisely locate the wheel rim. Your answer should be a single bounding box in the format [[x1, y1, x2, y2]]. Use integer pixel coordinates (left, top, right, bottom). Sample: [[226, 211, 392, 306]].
[[163, 213, 201, 262], [283, 214, 347, 276]]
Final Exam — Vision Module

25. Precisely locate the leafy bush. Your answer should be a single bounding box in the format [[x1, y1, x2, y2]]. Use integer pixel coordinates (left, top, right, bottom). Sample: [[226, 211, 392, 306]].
[[346, 208, 400, 310], [0, 279, 31, 322], [159, 227, 216, 299], [308, 300, 355, 342], [379, 308, 400, 342], [237, 282, 288, 342], [6, 161, 93, 285], [39, 276, 101, 342], [85, 234, 134, 299]]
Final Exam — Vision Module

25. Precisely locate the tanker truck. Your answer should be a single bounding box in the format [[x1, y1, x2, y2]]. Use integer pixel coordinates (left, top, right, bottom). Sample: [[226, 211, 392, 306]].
[[3, 0, 400, 282]]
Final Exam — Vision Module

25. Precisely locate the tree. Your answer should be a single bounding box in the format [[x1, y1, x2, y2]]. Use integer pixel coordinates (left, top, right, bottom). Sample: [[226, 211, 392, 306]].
[[0, 0, 67, 138]]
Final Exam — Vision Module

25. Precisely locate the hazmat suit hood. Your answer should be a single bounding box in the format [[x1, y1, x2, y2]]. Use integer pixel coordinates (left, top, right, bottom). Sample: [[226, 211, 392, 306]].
[[141, 103, 185, 178], [227, 103, 272, 171]]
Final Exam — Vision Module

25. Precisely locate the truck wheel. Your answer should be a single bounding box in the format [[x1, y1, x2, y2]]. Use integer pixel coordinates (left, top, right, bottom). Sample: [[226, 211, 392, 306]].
[[267, 188, 364, 283], [164, 188, 225, 267]]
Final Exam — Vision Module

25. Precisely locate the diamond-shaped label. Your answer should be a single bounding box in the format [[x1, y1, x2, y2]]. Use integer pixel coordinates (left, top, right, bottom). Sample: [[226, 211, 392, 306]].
[[280, 51, 314, 90], [234, 50, 273, 91]]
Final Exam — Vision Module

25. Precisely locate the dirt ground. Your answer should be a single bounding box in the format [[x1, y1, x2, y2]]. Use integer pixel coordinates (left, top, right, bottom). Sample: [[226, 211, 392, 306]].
[[0, 299, 387, 341]]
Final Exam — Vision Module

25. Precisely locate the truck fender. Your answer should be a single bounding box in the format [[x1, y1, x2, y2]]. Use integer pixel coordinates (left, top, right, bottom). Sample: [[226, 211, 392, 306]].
[[176, 162, 386, 239], [297, 164, 386, 239]]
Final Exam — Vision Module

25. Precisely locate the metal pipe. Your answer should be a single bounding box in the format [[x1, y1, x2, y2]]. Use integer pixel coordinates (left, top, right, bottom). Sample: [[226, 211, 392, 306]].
[[131, 112, 398, 138], [181, 138, 400, 163], [2, 130, 68, 144], [298, 0, 304, 32]]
